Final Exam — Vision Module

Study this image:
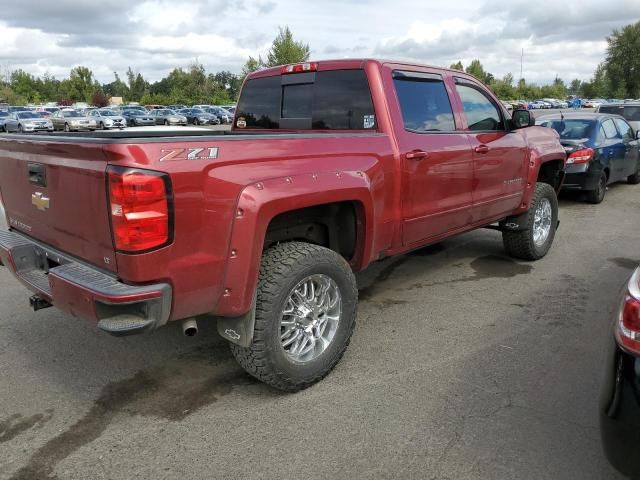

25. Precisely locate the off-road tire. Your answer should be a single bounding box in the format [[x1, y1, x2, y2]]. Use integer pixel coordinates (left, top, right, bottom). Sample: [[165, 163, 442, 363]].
[[502, 182, 558, 261], [628, 162, 640, 185], [230, 241, 358, 392], [587, 171, 607, 204]]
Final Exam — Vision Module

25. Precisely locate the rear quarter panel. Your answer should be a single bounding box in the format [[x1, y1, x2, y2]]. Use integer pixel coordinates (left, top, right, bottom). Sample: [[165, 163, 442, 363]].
[[102, 134, 396, 320]]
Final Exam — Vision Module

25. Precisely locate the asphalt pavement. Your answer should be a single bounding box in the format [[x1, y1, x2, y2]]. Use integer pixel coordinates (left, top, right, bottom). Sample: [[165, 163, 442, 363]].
[[0, 148, 634, 480]]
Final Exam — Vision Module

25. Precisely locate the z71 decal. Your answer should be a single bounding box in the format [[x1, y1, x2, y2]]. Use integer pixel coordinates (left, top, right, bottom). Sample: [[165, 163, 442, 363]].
[[159, 147, 219, 162]]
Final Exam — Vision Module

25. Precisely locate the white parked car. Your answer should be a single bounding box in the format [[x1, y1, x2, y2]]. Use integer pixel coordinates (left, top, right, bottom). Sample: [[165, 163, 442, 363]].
[[88, 109, 126, 130]]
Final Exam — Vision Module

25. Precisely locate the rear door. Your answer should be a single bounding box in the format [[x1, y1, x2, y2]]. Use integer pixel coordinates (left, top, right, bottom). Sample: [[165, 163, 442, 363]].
[[0, 139, 117, 271], [451, 77, 528, 223], [389, 69, 474, 245], [602, 118, 626, 181]]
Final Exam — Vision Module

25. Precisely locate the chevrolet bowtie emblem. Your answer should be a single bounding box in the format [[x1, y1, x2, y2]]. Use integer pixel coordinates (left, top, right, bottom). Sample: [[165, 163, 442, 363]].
[[32, 192, 50, 211]]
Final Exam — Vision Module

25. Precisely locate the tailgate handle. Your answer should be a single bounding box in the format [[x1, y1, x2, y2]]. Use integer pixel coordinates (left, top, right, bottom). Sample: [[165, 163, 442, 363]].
[[28, 163, 47, 187]]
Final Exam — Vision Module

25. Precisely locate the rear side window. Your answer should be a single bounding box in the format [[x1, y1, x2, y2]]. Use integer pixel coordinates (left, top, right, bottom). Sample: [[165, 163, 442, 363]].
[[393, 74, 455, 132], [236, 70, 376, 130], [602, 119, 619, 139], [455, 83, 504, 131]]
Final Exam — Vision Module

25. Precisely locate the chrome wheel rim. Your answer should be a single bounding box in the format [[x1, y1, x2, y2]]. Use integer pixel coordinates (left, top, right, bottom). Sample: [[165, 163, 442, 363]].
[[280, 274, 342, 363], [533, 198, 552, 246]]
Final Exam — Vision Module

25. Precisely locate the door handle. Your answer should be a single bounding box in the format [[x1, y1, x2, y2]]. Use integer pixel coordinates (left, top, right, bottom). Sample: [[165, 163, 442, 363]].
[[405, 150, 429, 160], [474, 145, 490, 154]]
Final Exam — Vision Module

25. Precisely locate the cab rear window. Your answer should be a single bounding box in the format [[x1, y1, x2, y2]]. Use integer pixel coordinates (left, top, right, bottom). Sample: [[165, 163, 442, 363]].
[[236, 70, 376, 130]]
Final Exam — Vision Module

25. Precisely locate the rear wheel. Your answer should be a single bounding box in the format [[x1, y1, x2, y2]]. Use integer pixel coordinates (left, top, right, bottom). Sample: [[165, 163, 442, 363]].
[[503, 182, 558, 260], [587, 171, 607, 204], [628, 162, 640, 185], [230, 242, 358, 392]]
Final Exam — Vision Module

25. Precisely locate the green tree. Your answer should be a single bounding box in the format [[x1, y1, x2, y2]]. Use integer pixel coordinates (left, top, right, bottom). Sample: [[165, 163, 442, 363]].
[[242, 56, 261, 77], [265, 26, 310, 67], [569, 79, 582, 95], [10, 69, 40, 102], [449, 61, 464, 71], [126, 67, 148, 101], [605, 20, 640, 98], [465, 59, 488, 83], [67, 66, 97, 102]]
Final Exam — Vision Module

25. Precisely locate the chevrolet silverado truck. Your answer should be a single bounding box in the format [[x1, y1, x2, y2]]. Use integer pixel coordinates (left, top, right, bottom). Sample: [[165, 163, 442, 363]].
[[0, 59, 566, 391]]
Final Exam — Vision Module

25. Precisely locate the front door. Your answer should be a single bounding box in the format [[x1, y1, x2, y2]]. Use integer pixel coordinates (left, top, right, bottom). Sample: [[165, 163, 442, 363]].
[[391, 70, 474, 246], [452, 79, 528, 222]]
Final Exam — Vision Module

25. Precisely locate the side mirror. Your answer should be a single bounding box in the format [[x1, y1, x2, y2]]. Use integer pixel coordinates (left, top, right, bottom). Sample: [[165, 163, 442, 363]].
[[512, 109, 534, 129]]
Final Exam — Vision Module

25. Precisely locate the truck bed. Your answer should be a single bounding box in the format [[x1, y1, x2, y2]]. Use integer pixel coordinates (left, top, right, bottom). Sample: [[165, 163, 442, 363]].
[[0, 130, 382, 143]]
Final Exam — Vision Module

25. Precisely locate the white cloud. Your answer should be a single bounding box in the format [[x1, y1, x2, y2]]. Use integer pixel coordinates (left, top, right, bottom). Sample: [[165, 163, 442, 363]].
[[0, 0, 636, 85]]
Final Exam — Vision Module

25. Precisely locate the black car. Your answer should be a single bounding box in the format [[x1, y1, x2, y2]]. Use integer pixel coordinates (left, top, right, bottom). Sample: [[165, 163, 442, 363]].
[[537, 112, 640, 203], [177, 108, 220, 126], [600, 265, 640, 478], [121, 109, 155, 127]]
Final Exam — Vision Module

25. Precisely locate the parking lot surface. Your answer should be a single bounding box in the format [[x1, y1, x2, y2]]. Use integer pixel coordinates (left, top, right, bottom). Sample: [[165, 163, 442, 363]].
[[0, 156, 634, 480]]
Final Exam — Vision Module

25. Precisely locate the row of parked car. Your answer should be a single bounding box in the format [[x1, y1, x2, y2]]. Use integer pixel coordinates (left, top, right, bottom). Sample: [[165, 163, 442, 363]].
[[0, 104, 237, 132]]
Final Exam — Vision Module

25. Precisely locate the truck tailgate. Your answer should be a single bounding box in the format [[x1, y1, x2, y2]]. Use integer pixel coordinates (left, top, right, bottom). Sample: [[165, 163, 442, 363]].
[[0, 139, 116, 272]]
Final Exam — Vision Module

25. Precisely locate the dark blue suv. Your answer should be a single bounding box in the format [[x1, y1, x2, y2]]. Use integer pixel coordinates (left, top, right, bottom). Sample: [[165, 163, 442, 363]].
[[537, 112, 640, 203]]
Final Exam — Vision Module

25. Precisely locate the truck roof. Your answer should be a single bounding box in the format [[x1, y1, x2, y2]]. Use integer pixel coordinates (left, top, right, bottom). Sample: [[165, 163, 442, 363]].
[[248, 58, 470, 80]]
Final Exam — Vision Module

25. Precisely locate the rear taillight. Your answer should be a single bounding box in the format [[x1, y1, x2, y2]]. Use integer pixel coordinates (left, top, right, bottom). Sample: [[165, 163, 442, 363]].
[[107, 167, 172, 253], [616, 269, 640, 354], [281, 62, 318, 74], [567, 148, 594, 164]]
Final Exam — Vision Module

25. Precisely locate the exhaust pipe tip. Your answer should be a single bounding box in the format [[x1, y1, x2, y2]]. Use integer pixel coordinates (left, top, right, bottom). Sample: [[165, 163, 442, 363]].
[[182, 318, 198, 337]]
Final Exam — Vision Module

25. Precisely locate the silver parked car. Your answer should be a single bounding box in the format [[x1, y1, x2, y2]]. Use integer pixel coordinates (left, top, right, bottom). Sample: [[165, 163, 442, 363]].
[[150, 109, 188, 126], [0, 111, 19, 132], [14, 111, 54, 133], [51, 109, 97, 131], [597, 102, 640, 132], [88, 109, 126, 130]]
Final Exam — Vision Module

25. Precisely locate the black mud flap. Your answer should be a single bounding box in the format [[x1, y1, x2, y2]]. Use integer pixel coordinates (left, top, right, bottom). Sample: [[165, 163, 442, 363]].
[[499, 210, 530, 231], [216, 294, 256, 347]]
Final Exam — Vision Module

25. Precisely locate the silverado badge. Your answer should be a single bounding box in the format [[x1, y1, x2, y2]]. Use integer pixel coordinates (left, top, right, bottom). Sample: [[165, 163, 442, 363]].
[[31, 192, 50, 211]]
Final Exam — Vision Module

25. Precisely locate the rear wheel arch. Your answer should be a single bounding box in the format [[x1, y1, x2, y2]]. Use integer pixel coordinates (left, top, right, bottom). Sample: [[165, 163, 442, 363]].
[[216, 177, 375, 319]]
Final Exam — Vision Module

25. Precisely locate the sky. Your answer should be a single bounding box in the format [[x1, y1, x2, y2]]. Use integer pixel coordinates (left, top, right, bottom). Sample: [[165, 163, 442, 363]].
[[0, 0, 638, 85]]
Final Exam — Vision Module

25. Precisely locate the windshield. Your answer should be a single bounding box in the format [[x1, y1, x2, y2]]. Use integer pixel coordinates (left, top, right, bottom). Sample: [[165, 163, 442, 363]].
[[192, 109, 206, 114], [538, 119, 596, 139], [99, 110, 117, 116], [62, 110, 80, 117], [0, 111, 8, 117], [17, 112, 43, 119], [159, 110, 175, 115]]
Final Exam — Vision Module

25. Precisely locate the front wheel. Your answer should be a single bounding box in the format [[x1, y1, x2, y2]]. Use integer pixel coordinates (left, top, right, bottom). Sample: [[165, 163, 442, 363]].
[[502, 182, 558, 260], [64, 123, 70, 132], [230, 242, 358, 392], [164, 120, 169, 126]]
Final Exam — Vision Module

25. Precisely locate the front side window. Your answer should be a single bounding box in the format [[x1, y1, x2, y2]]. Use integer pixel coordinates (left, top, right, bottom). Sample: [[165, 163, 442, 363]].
[[613, 118, 633, 141], [602, 119, 619, 139], [455, 83, 504, 131], [393, 74, 455, 132]]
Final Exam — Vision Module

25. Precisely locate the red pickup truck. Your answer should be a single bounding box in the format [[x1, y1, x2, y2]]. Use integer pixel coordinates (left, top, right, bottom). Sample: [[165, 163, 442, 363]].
[[0, 59, 565, 391]]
